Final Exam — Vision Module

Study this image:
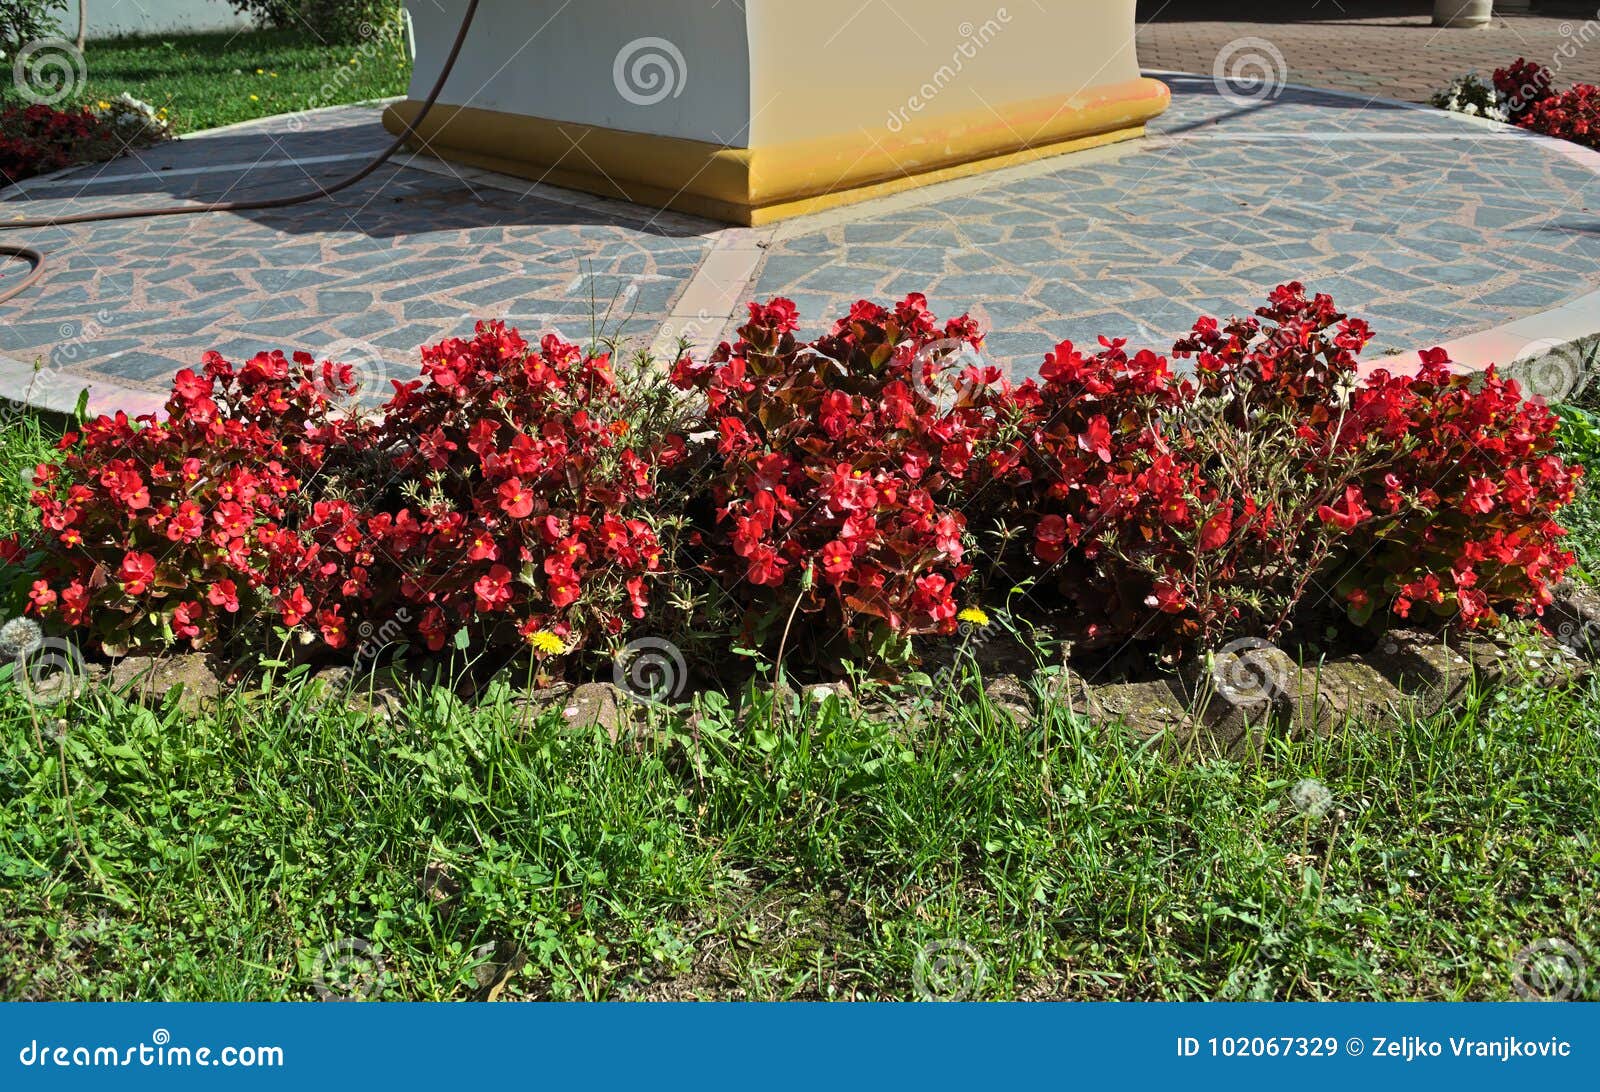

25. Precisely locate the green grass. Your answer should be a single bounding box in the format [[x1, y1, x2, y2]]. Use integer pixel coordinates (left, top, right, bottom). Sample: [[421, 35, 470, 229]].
[[1557, 402, 1600, 580], [1, 645, 1596, 1002], [0, 409, 52, 542], [1, 414, 1597, 1002], [59, 29, 413, 133]]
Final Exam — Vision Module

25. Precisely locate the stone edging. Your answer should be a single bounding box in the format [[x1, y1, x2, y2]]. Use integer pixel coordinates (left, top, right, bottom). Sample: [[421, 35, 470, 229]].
[[974, 585, 1599, 759]]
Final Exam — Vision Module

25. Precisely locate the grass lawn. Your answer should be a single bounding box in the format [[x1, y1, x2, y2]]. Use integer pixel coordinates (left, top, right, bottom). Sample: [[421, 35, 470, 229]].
[[1, 408, 1597, 1002], [63, 29, 412, 133]]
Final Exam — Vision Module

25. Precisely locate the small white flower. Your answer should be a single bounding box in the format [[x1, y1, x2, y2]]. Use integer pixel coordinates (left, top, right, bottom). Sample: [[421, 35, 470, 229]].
[[0, 617, 44, 660], [1289, 778, 1333, 819]]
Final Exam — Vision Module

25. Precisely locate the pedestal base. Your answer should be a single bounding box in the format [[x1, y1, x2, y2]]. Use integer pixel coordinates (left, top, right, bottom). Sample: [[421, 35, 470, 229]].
[[385, 77, 1168, 226]]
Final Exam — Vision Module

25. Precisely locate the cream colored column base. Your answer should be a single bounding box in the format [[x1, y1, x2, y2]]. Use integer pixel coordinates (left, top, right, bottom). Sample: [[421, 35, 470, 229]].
[[383, 77, 1170, 226]]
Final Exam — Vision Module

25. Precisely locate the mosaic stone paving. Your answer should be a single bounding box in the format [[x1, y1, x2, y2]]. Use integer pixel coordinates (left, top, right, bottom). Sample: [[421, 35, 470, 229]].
[[1, 107, 716, 397], [753, 76, 1600, 369], [4, 75, 1600, 403]]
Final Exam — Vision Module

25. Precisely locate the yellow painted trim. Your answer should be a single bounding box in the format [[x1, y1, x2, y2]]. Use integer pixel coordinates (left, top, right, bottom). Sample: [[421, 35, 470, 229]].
[[383, 77, 1170, 225]]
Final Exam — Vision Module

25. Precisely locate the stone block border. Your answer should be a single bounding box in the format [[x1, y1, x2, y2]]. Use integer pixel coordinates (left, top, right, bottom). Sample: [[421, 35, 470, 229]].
[[61, 583, 1598, 760]]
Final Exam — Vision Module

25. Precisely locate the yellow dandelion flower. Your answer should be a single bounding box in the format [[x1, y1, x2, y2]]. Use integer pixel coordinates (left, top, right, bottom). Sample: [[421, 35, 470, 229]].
[[529, 630, 566, 655], [255, 68, 264, 75], [249, 94, 260, 101], [958, 607, 990, 627]]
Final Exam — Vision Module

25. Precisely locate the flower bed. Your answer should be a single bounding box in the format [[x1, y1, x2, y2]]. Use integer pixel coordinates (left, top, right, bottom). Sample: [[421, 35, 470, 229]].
[[1433, 59, 1600, 150], [0, 96, 174, 188], [9, 286, 1581, 681]]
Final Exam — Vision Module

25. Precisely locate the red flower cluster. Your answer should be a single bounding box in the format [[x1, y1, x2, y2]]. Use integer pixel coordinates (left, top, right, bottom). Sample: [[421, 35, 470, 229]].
[[373, 322, 676, 654], [1494, 58, 1600, 149], [26, 350, 370, 652], [1336, 349, 1578, 627], [0, 103, 119, 187], [964, 325, 1198, 640], [1491, 58, 1557, 121], [21, 288, 1581, 669], [669, 295, 1000, 661], [967, 284, 1577, 648]]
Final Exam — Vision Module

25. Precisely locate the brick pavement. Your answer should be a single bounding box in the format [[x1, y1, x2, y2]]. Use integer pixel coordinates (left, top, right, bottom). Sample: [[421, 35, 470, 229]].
[[1137, 2, 1600, 103]]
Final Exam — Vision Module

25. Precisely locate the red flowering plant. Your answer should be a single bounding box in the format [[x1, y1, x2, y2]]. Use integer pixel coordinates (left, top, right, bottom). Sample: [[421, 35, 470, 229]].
[[970, 284, 1580, 652], [957, 324, 1199, 645], [1144, 284, 1415, 646], [1492, 58, 1558, 122], [369, 322, 683, 661], [1519, 81, 1600, 150], [1491, 59, 1600, 150], [0, 103, 122, 187], [1173, 288, 1577, 634], [24, 350, 376, 654], [1329, 349, 1579, 628], [668, 295, 1002, 668]]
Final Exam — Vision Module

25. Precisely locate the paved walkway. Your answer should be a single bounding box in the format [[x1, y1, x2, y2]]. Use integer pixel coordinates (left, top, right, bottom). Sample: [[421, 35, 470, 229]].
[[0, 109, 716, 411], [3, 66, 1600, 413], [1137, 3, 1600, 102], [758, 76, 1600, 364]]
